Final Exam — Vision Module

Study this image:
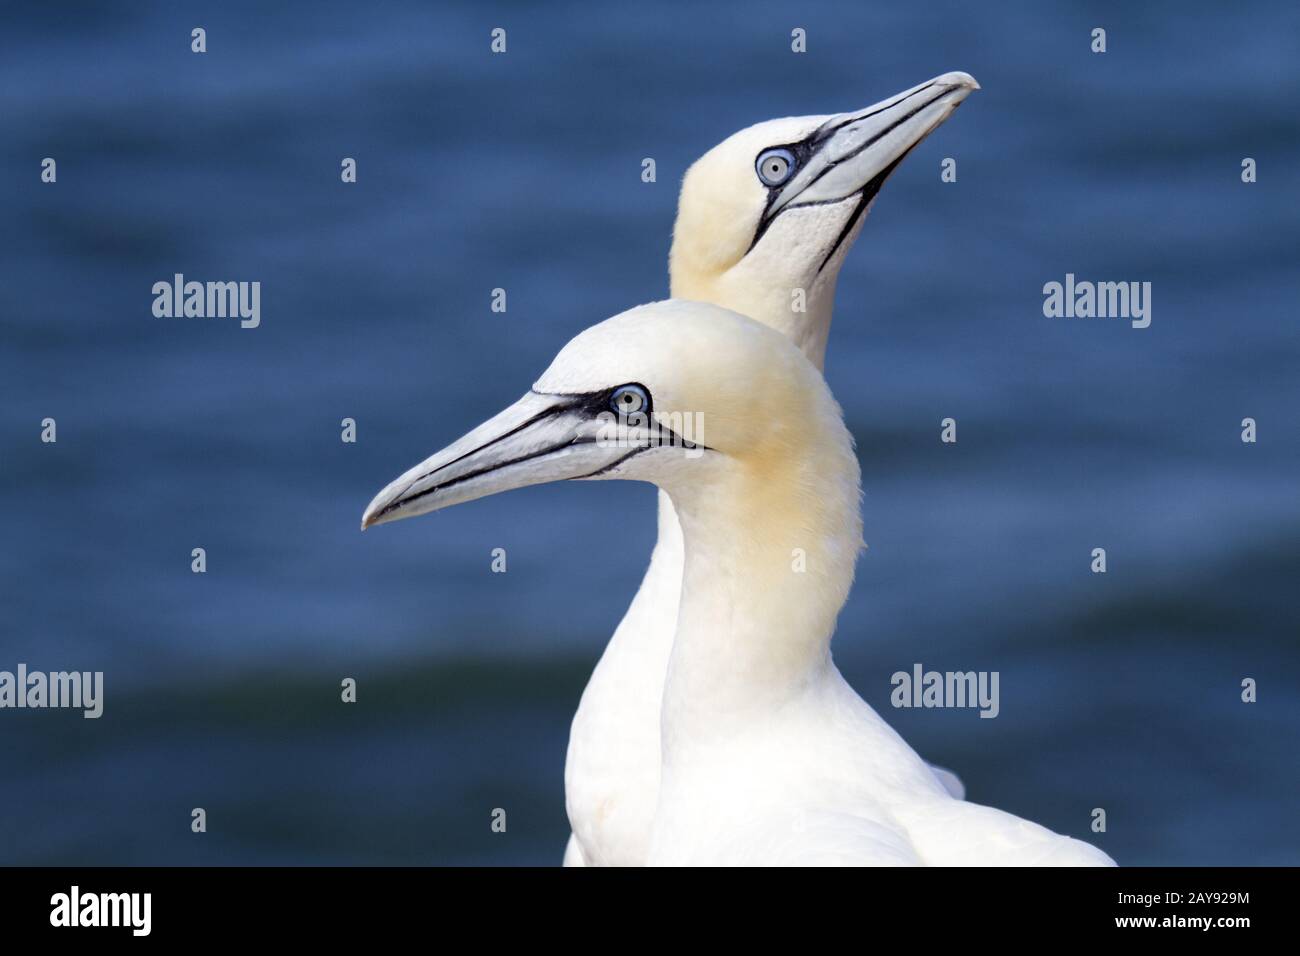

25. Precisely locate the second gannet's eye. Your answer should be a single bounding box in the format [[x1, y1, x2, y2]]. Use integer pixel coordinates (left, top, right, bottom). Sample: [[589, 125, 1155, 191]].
[[610, 384, 649, 416], [756, 148, 796, 187]]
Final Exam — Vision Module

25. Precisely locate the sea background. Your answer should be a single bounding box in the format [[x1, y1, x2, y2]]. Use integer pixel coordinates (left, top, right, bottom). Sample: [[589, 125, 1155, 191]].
[[1, 0, 1296, 865]]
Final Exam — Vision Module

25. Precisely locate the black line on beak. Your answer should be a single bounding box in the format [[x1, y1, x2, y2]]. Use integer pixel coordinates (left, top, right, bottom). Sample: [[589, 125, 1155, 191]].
[[574, 446, 649, 480], [814, 154, 905, 275], [800, 85, 952, 196], [391, 393, 588, 503], [745, 81, 956, 258], [378, 433, 599, 522], [805, 80, 938, 150]]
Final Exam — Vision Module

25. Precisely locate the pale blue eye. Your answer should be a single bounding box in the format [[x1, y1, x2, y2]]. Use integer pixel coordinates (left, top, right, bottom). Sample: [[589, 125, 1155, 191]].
[[756, 148, 796, 187], [610, 384, 648, 416]]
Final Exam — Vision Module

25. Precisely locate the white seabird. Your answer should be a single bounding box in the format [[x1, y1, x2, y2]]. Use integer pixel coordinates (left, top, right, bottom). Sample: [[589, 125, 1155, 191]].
[[361, 301, 1115, 867], [565, 72, 979, 865]]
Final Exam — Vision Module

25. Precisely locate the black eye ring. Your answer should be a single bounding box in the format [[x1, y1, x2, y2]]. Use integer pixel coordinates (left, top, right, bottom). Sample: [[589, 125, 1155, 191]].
[[609, 384, 649, 417], [756, 147, 797, 187]]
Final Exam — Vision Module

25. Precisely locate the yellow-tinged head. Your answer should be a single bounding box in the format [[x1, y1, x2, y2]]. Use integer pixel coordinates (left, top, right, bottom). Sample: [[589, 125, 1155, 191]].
[[361, 299, 859, 556], [669, 72, 978, 367]]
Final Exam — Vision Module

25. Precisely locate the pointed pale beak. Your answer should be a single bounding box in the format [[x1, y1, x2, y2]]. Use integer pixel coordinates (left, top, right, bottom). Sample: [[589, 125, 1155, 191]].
[[766, 70, 979, 220], [360, 391, 675, 529]]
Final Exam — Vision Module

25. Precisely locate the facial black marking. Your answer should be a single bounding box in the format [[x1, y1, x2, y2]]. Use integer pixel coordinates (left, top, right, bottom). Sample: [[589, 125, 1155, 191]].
[[377, 385, 705, 519], [743, 80, 951, 260], [749, 138, 818, 252], [796, 85, 948, 202]]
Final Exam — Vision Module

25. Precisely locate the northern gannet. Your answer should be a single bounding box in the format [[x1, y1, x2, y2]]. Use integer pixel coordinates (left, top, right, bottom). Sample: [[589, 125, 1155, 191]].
[[565, 72, 979, 865], [361, 301, 1115, 867]]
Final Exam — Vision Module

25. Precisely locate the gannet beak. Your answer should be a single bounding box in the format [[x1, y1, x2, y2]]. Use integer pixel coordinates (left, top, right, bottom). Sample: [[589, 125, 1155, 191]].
[[361, 390, 674, 529], [762, 71, 979, 226]]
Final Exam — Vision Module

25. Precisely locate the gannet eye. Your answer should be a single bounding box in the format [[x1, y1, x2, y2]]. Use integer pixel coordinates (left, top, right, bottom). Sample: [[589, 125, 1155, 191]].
[[610, 384, 649, 416], [756, 148, 796, 187]]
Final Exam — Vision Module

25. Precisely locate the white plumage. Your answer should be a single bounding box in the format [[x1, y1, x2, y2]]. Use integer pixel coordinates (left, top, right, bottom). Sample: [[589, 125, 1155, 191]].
[[363, 301, 1114, 866], [566, 72, 981, 865]]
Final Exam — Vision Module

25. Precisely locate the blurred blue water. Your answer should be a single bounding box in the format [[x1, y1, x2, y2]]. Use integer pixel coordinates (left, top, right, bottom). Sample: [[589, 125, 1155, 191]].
[[1, 0, 1297, 865]]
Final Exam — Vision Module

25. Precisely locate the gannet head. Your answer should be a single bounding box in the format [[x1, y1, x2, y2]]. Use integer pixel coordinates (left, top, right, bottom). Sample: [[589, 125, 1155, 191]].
[[670, 71, 978, 366], [361, 300, 856, 531]]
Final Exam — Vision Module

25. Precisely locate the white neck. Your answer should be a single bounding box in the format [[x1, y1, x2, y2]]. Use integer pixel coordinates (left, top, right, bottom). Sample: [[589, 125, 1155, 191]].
[[670, 253, 843, 373], [669, 204, 871, 373], [657, 422, 862, 762]]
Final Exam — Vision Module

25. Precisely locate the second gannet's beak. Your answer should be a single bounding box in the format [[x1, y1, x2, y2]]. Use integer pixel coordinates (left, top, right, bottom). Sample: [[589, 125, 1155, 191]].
[[361, 388, 693, 529], [754, 71, 979, 255]]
